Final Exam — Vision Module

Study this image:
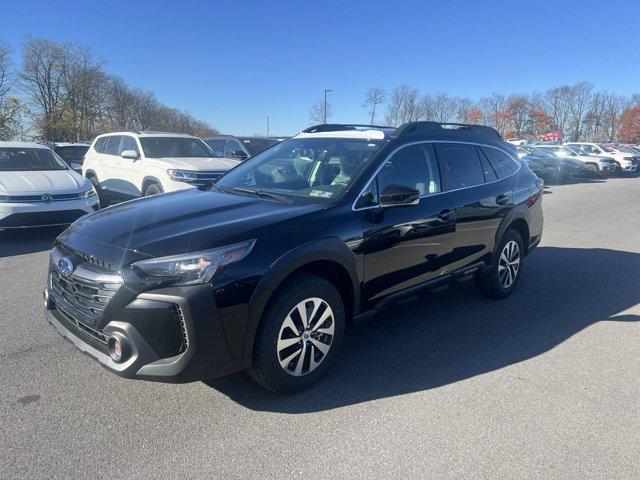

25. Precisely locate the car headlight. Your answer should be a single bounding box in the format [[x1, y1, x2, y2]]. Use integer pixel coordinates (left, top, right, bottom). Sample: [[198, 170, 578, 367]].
[[167, 169, 198, 182], [131, 239, 256, 285], [0, 194, 9, 203], [81, 186, 97, 198]]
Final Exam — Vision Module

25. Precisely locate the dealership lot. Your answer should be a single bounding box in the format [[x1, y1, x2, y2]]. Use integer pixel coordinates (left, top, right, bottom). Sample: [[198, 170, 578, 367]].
[[1, 178, 639, 479]]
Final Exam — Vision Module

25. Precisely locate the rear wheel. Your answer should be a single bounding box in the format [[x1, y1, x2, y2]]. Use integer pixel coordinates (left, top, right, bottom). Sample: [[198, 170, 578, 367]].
[[476, 229, 524, 298], [248, 274, 345, 393], [143, 182, 163, 197]]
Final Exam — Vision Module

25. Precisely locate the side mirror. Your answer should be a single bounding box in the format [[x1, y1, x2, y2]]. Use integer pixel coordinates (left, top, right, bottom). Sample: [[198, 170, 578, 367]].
[[232, 150, 248, 160], [379, 184, 420, 207], [121, 149, 139, 160]]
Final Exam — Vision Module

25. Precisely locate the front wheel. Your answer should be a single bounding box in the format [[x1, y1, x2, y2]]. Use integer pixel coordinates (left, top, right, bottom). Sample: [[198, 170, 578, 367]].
[[248, 274, 345, 393], [88, 175, 108, 207], [143, 182, 163, 197], [476, 229, 524, 298]]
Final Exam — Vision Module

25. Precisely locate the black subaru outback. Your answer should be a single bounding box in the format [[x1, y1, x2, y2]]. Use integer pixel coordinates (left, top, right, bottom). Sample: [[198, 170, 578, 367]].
[[44, 122, 543, 393]]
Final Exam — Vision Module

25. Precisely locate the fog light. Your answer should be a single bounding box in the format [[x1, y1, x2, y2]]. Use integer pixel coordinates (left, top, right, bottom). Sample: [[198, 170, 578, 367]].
[[107, 335, 130, 363]]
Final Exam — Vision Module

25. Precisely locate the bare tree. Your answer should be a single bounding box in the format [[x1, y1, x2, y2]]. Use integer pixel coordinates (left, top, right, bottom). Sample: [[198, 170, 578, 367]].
[[0, 42, 24, 140], [20, 37, 74, 140], [385, 85, 421, 126], [544, 85, 572, 136], [362, 87, 386, 125], [420, 93, 460, 122], [309, 100, 332, 124], [566, 82, 594, 141], [600, 92, 629, 142]]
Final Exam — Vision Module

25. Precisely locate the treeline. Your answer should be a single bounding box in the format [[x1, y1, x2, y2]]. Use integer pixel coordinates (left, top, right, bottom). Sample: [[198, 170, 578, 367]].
[[361, 84, 640, 142], [0, 38, 218, 142]]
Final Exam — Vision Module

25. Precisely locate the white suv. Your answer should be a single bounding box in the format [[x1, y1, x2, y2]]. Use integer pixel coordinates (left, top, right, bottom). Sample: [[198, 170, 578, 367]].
[[565, 142, 638, 173], [83, 131, 240, 204]]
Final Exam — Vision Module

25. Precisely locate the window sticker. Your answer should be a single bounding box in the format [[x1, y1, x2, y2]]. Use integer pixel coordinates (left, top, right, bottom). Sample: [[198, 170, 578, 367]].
[[309, 190, 333, 198]]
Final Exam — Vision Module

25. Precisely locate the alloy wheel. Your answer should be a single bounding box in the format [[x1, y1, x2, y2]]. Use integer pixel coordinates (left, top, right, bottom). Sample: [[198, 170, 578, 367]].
[[277, 297, 335, 376], [498, 240, 520, 289]]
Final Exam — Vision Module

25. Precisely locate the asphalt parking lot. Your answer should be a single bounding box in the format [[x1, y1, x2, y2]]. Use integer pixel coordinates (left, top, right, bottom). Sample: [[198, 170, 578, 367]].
[[1, 177, 639, 479]]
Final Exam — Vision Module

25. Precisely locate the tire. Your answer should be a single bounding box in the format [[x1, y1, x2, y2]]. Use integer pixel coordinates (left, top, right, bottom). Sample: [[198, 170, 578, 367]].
[[476, 229, 524, 299], [247, 274, 345, 393], [143, 182, 163, 197], [88, 175, 108, 207]]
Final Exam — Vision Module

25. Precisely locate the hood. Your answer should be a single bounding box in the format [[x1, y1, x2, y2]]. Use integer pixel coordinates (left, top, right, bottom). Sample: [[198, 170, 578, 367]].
[[66, 189, 322, 259], [151, 156, 240, 171], [0, 169, 85, 195]]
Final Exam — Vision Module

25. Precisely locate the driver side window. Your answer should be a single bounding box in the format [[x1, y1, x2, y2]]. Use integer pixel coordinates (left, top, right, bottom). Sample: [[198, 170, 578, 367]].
[[356, 143, 441, 208]]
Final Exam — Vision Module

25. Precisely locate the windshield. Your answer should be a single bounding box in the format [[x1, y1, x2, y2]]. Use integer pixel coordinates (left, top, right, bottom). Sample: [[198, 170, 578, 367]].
[[598, 144, 615, 153], [216, 137, 386, 202], [0, 147, 69, 171], [139, 137, 213, 158], [238, 137, 279, 156], [55, 145, 89, 163]]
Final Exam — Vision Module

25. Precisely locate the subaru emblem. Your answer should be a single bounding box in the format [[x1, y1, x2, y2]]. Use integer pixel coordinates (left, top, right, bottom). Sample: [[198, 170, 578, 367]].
[[58, 257, 74, 277], [42, 193, 54, 204]]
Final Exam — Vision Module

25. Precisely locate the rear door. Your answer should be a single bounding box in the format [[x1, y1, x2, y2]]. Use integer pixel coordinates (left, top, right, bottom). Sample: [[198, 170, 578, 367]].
[[357, 143, 457, 303], [433, 142, 515, 270]]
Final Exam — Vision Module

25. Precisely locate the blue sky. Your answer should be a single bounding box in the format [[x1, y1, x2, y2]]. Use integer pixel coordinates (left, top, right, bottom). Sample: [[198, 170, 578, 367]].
[[3, 0, 640, 135]]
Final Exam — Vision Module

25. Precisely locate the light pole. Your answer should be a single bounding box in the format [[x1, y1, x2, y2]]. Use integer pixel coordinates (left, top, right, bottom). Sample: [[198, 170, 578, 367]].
[[324, 89, 332, 123], [266, 116, 270, 137]]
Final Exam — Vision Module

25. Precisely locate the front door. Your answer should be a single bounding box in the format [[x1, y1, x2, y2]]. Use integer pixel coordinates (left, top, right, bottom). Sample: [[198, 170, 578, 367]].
[[356, 143, 456, 304]]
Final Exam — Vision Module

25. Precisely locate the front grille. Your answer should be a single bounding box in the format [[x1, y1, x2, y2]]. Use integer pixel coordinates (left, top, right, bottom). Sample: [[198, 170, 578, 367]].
[[0, 210, 86, 228], [187, 170, 226, 187], [49, 246, 123, 328], [4, 192, 82, 202]]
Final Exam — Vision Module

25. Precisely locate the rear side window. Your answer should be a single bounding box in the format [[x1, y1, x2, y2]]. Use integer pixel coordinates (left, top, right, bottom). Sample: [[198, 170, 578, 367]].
[[104, 136, 122, 155], [434, 143, 485, 190], [481, 147, 518, 178], [478, 148, 498, 182], [94, 137, 107, 153]]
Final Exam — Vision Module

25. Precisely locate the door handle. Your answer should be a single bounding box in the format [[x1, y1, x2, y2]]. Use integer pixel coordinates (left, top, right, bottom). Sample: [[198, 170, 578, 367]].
[[437, 209, 452, 221], [496, 193, 509, 205]]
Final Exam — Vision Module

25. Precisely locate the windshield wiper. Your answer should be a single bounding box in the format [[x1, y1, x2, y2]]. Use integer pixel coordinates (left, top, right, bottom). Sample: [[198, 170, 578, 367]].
[[232, 187, 293, 204]]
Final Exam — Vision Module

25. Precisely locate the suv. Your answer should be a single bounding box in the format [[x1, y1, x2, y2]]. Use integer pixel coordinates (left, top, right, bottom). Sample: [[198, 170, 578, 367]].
[[203, 135, 279, 161], [44, 122, 543, 393], [83, 131, 240, 205], [565, 142, 637, 174]]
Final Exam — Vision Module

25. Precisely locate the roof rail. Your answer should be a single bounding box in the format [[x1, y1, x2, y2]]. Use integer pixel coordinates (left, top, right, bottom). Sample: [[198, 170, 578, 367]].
[[394, 122, 502, 140], [302, 124, 395, 133]]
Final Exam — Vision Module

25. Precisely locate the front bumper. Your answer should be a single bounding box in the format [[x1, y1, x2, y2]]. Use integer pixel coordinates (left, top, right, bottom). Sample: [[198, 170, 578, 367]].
[[0, 196, 99, 228], [44, 281, 249, 383]]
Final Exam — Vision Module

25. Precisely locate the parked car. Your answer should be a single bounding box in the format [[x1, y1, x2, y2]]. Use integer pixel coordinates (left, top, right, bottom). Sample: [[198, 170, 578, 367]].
[[82, 131, 240, 205], [519, 146, 586, 182], [52, 142, 90, 173], [515, 147, 554, 181], [0, 141, 99, 229], [565, 142, 638, 174], [534, 144, 616, 178], [203, 135, 279, 161], [44, 121, 543, 393]]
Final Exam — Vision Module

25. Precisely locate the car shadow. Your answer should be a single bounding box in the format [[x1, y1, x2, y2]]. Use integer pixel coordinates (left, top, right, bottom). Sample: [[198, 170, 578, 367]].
[[0, 226, 64, 258], [206, 246, 640, 412]]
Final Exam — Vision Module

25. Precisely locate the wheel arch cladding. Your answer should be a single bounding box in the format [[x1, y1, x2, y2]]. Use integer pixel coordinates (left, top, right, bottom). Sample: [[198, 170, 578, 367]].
[[243, 238, 360, 357], [142, 176, 162, 193]]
